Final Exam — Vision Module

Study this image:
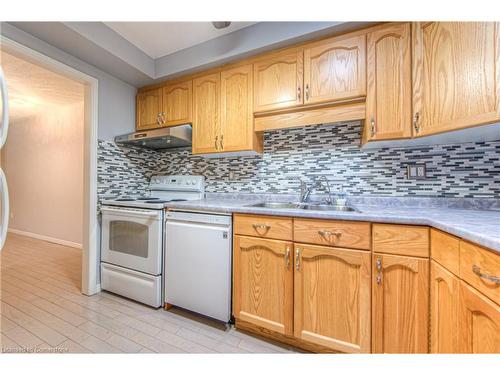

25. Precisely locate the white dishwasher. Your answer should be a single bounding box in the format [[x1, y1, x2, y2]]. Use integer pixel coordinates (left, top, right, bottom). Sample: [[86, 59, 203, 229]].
[[164, 210, 232, 323]]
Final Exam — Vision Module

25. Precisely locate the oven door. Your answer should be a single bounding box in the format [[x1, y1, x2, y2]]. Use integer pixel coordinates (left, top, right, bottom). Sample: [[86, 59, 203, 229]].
[[101, 206, 163, 275]]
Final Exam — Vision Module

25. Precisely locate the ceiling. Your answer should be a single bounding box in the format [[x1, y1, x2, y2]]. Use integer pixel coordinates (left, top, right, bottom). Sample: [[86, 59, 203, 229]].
[[6, 21, 367, 87], [105, 22, 255, 59], [1, 52, 85, 121]]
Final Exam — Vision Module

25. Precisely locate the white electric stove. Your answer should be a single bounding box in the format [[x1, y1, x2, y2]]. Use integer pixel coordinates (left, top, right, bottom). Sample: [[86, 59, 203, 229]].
[[100, 175, 204, 307]]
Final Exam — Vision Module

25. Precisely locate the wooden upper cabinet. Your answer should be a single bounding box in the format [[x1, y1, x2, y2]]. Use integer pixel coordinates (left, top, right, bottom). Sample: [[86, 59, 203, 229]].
[[233, 235, 294, 336], [192, 73, 220, 154], [412, 22, 500, 137], [253, 51, 303, 112], [366, 23, 412, 141], [459, 281, 500, 353], [304, 34, 366, 105], [294, 244, 371, 353], [372, 253, 429, 353], [162, 80, 192, 126], [220, 64, 256, 152], [136, 88, 162, 130], [430, 260, 460, 353]]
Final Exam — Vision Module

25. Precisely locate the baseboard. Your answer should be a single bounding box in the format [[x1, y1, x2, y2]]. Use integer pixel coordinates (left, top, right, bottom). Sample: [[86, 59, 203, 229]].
[[8, 228, 83, 249]]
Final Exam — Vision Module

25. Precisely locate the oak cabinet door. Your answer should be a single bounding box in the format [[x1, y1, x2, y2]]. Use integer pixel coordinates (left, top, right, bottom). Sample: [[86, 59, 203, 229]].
[[192, 73, 220, 154], [220, 64, 254, 152], [459, 282, 500, 353], [412, 22, 500, 137], [366, 23, 412, 141], [162, 80, 192, 126], [372, 253, 429, 353], [136, 88, 162, 130], [233, 235, 294, 336], [253, 51, 303, 112], [430, 260, 460, 353], [304, 35, 366, 105], [294, 244, 371, 353]]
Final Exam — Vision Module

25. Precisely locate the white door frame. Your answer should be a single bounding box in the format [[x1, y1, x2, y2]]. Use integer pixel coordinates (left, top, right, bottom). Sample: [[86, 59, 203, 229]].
[[0, 36, 100, 295]]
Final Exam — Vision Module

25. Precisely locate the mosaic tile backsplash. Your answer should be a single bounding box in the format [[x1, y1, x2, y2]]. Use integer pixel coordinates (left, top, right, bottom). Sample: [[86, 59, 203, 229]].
[[98, 121, 500, 200], [98, 140, 158, 198]]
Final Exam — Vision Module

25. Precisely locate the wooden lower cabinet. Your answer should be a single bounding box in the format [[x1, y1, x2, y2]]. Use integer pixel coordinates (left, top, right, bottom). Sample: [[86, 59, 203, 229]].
[[459, 281, 500, 353], [293, 244, 371, 353], [232, 235, 294, 336], [430, 260, 460, 353], [372, 253, 429, 353]]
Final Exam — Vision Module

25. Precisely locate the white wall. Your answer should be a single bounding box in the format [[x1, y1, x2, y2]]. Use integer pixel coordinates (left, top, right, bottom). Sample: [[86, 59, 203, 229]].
[[1, 102, 84, 246]]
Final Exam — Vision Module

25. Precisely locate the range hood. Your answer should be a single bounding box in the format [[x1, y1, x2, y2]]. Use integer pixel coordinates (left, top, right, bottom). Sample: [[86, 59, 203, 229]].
[[115, 124, 192, 150]]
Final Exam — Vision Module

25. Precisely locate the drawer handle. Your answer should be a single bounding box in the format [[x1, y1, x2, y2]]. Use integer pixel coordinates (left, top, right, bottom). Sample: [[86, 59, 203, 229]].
[[472, 265, 500, 284], [318, 230, 342, 240], [252, 223, 271, 232]]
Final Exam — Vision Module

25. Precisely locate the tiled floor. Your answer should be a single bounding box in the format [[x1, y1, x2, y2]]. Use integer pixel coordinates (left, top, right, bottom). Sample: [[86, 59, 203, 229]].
[[0, 233, 297, 354]]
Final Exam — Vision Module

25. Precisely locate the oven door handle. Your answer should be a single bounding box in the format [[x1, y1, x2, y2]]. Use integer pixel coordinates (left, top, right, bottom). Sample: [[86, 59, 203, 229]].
[[100, 207, 160, 217]]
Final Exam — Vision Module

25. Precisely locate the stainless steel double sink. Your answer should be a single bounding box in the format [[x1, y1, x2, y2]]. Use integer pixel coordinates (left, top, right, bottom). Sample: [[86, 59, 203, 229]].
[[245, 201, 358, 212]]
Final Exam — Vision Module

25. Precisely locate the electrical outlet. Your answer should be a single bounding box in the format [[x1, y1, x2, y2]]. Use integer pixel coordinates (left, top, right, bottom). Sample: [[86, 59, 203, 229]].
[[407, 164, 426, 180]]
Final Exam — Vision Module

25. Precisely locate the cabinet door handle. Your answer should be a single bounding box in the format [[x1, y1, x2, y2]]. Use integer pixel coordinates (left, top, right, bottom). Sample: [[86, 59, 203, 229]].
[[376, 257, 382, 284], [297, 86, 301, 101], [370, 116, 376, 137], [285, 246, 291, 270], [305, 84, 309, 101], [295, 248, 301, 271], [219, 134, 224, 150], [413, 112, 420, 134], [472, 265, 500, 284], [215, 135, 219, 150]]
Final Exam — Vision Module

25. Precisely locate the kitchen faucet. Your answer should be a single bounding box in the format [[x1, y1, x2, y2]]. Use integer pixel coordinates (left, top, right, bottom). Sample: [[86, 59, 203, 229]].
[[316, 175, 334, 204], [296, 175, 335, 204]]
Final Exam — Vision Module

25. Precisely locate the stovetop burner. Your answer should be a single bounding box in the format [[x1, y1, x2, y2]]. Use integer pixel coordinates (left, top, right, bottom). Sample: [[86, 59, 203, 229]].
[[145, 200, 168, 203], [169, 199, 187, 202], [136, 197, 158, 201]]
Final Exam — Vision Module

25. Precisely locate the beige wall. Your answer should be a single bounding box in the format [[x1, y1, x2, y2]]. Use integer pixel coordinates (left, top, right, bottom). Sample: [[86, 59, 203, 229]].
[[1, 101, 84, 246]]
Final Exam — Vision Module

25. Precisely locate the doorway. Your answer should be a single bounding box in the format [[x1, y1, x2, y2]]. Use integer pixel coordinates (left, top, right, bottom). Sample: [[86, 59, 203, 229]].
[[1, 36, 99, 295]]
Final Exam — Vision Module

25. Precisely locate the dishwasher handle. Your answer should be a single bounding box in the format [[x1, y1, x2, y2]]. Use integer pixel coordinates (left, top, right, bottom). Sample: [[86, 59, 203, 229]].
[[166, 211, 231, 226], [166, 219, 231, 234]]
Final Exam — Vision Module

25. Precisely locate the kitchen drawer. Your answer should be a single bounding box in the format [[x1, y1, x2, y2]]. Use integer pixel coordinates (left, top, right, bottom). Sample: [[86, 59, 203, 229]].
[[293, 218, 370, 250], [234, 214, 293, 241], [460, 241, 500, 305], [372, 224, 429, 257], [101, 263, 162, 308], [431, 229, 460, 276]]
